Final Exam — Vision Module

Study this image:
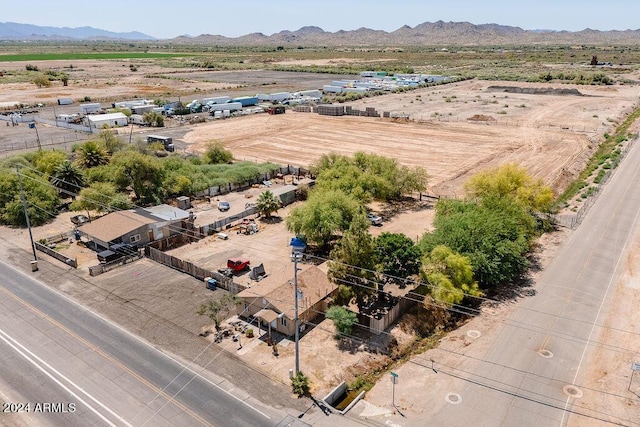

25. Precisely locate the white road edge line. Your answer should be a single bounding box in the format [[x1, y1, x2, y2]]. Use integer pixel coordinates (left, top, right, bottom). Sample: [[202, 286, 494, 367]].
[[1, 260, 272, 420], [0, 327, 131, 427]]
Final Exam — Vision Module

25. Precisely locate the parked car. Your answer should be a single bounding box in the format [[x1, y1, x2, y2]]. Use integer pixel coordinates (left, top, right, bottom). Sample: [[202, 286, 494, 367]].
[[70, 214, 89, 225], [366, 213, 383, 226], [217, 201, 230, 212]]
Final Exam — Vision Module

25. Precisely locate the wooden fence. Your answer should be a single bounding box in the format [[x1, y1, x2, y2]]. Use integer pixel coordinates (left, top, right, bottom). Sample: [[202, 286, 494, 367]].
[[367, 293, 420, 335], [35, 242, 77, 268], [88, 252, 143, 276], [145, 246, 246, 294]]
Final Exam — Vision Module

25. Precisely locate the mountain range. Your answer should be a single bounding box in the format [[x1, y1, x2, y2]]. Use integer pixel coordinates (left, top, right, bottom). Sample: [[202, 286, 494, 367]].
[[0, 22, 154, 41], [2, 21, 640, 45]]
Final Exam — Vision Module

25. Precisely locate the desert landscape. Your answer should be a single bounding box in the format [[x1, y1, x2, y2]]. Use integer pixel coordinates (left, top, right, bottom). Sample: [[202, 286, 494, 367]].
[[1, 47, 640, 426]]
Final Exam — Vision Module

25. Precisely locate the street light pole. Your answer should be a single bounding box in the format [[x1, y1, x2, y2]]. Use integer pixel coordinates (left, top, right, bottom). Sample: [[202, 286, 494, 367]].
[[292, 250, 303, 375]]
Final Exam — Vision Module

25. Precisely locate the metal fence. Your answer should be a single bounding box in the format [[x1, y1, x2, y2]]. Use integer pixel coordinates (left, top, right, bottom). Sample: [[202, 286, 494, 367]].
[[553, 134, 638, 230]]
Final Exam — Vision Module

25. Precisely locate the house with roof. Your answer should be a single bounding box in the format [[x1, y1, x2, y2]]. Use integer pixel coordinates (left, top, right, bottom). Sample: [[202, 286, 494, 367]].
[[236, 264, 337, 337], [77, 204, 191, 250]]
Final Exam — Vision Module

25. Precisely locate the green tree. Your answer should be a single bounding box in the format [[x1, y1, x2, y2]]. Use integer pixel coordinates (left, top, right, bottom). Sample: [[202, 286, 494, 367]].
[[51, 161, 85, 198], [143, 111, 164, 127], [421, 245, 482, 305], [374, 232, 422, 284], [1, 169, 59, 227], [60, 74, 69, 86], [313, 152, 429, 202], [70, 182, 131, 217], [286, 189, 361, 248], [464, 163, 554, 212], [197, 294, 240, 331], [420, 197, 534, 289], [203, 142, 233, 164], [291, 371, 310, 398], [256, 190, 281, 218], [32, 150, 68, 176], [326, 306, 358, 337], [98, 129, 124, 154], [75, 141, 110, 169], [163, 173, 194, 198], [328, 215, 377, 306], [111, 151, 165, 204]]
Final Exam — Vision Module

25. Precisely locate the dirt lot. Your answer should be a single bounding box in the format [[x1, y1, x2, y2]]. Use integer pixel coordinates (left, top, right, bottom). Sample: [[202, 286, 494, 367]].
[[182, 80, 640, 196]]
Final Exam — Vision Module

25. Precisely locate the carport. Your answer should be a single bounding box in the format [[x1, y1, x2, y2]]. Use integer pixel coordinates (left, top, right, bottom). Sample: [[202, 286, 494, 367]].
[[255, 308, 280, 338]]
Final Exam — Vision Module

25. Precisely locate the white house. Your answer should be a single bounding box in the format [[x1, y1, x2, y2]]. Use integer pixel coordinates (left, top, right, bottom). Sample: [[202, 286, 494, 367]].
[[85, 112, 128, 129]]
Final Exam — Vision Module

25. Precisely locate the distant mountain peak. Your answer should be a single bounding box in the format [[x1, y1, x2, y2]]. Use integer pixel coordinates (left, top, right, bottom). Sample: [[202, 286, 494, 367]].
[[0, 21, 155, 40]]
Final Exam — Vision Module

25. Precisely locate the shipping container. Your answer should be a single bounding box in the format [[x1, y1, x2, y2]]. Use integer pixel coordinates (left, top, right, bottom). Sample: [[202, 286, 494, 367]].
[[57, 98, 74, 105]]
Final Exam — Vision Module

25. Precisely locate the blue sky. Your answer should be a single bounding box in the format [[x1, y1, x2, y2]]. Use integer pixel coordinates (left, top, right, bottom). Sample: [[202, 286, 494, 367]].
[[3, 0, 638, 39]]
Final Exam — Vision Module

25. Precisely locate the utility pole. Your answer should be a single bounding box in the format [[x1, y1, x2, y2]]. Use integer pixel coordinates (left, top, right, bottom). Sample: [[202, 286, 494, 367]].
[[292, 250, 303, 375], [29, 122, 42, 151], [17, 166, 38, 269]]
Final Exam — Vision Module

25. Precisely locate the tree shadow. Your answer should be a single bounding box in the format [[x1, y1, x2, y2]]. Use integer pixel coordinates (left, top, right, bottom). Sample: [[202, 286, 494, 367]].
[[258, 216, 283, 225]]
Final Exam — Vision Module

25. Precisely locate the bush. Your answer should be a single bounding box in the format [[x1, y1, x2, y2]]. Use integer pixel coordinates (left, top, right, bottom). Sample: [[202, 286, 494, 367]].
[[245, 328, 254, 338], [291, 371, 310, 397]]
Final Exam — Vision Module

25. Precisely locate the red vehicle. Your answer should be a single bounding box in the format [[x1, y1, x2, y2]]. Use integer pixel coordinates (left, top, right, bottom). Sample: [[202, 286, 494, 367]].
[[226, 258, 250, 273]]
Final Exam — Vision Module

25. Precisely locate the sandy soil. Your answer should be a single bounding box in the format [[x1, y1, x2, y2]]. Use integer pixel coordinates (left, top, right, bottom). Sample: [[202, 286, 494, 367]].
[[0, 59, 235, 106]]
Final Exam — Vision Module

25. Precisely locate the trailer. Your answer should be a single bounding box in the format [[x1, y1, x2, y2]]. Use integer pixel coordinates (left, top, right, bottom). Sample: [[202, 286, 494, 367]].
[[323, 85, 343, 94], [80, 103, 101, 114], [202, 96, 232, 105], [207, 102, 242, 113], [268, 92, 291, 102], [232, 96, 258, 107], [57, 98, 74, 105]]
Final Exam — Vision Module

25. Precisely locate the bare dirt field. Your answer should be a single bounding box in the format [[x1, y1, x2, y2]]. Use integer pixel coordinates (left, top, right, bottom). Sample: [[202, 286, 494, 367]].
[[183, 80, 640, 196]]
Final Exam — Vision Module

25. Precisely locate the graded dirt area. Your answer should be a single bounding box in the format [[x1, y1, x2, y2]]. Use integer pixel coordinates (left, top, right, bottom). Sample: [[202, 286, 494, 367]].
[[183, 80, 640, 196]]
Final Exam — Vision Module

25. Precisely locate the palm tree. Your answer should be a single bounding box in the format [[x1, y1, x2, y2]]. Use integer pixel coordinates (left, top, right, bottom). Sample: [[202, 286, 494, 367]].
[[256, 190, 281, 218], [75, 140, 110, 169], [51, 161, 85, 199]]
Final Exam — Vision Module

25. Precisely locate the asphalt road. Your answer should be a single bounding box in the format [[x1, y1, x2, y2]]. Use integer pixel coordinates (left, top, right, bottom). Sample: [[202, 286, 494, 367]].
[[0, 260, 289, 427], [420, 138, 640, 426]]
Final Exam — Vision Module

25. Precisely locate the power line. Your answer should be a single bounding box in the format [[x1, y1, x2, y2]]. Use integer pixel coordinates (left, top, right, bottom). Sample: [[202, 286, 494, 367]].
[[13, 161, 640, 423]]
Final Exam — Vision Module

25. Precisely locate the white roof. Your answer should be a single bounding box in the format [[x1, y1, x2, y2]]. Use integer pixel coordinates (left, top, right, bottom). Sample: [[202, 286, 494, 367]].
[[87, 112, 127, 122]]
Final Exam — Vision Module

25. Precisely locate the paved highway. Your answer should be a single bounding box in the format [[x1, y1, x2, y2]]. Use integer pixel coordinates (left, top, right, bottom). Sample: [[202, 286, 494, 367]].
[[0, 260, 291, 427]]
